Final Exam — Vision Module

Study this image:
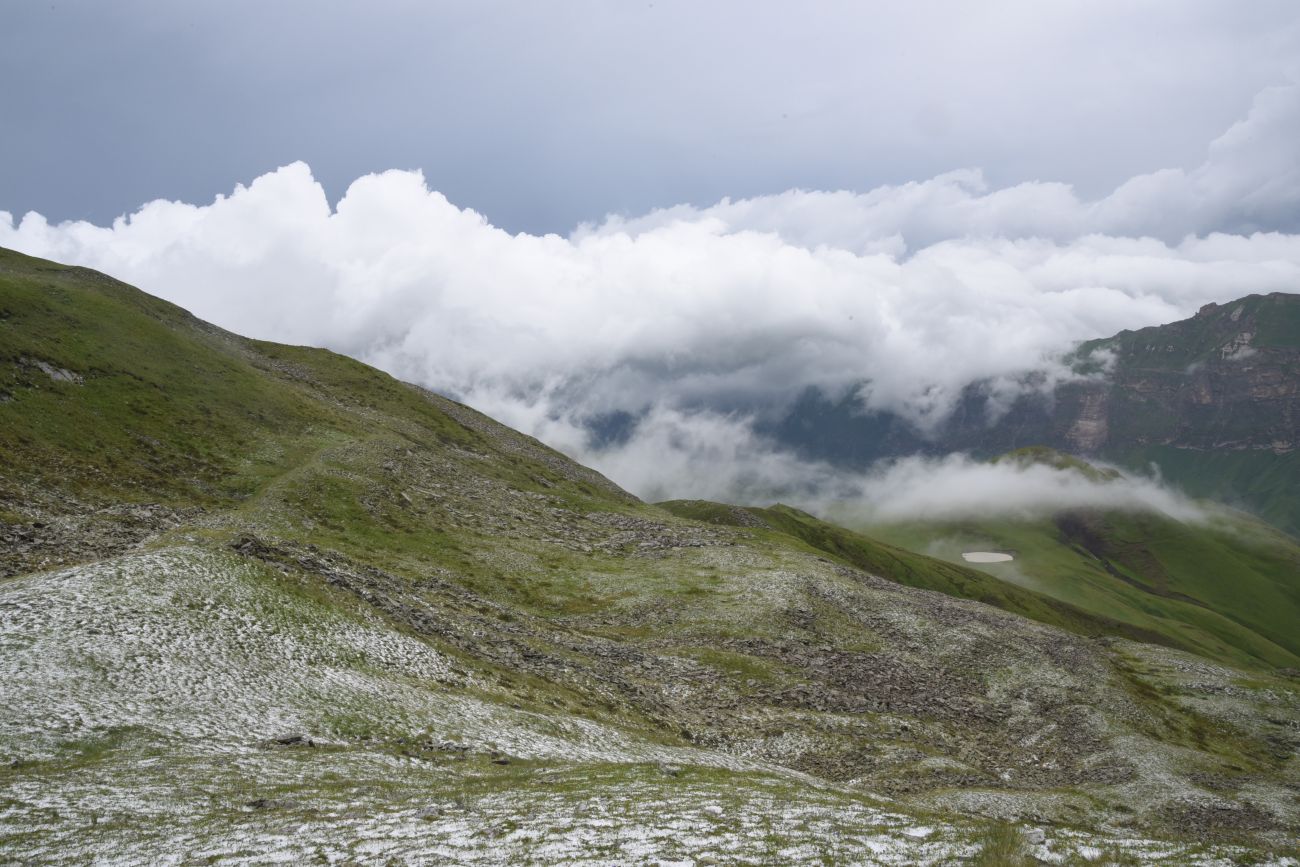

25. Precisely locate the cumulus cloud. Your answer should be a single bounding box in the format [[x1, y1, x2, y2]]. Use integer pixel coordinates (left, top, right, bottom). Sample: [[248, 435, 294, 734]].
[[587, 84, 1300, 250], [2, 83, 1298, 507]]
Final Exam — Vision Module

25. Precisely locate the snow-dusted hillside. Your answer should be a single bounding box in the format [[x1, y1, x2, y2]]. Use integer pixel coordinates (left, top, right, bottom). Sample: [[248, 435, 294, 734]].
[[5, 546, 1291, 865], [2, 248, 1299, 863]]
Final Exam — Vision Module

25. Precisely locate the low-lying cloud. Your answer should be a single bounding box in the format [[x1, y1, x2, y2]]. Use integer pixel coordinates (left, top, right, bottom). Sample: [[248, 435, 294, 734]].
[[543, 405, 1206, 525], [2, 83, 1298, 510], [831, 453, 1207, 525]]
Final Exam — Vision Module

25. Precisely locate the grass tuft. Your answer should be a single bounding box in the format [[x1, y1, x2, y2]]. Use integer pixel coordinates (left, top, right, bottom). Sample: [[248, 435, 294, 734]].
[[970, 821, 1033, 866]]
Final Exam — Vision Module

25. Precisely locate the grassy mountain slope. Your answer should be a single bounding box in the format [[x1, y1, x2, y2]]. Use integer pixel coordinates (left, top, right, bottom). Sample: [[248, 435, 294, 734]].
[[847, 459, 1300, 671], [1107, 444, 1300, 542], [3, 248, 1300, 862], [658, 500, 1181, 651], [0, 248, 627, 513]]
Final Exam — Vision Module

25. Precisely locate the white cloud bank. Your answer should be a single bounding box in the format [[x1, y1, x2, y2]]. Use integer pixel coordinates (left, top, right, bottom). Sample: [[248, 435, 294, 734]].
[[832, 454, 1207, 525], [519, 406, 1208, 526], [2, 83, 1298, 517]]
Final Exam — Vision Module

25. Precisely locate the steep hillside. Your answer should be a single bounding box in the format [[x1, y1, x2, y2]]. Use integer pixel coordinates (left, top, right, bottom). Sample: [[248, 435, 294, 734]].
[[764, 293, 1300, 535], [1064, 294, 1299, 534], [3, 248, 1299, 864], [863, 508, 1300, 667], [1065, 294, 1299, 454]]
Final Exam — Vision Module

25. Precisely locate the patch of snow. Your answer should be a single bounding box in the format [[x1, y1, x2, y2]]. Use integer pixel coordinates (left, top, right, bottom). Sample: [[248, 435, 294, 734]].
[[961, 551, 1014, 563]]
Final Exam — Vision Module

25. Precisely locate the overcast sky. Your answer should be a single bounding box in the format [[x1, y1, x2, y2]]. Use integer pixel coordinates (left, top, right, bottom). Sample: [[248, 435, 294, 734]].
[[4, 2, 1299, 510], [3, 1, 1298, 233]]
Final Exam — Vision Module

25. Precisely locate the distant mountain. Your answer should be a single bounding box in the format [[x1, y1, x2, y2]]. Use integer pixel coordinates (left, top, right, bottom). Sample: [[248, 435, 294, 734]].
[[764, 293, 1300, 535], [2, 248, 1299, 862]]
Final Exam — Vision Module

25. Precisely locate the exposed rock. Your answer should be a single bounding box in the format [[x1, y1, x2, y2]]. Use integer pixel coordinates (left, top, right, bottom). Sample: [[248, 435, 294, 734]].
[[17, 355, 84, 385]]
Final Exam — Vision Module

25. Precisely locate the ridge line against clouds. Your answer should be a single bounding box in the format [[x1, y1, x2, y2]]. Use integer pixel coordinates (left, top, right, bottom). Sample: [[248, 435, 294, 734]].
[[2, 83, 1299, 512]]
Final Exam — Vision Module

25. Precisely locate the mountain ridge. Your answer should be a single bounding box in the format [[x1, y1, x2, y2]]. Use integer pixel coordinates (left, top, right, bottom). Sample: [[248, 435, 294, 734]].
[[764, 292, 1300, 535]]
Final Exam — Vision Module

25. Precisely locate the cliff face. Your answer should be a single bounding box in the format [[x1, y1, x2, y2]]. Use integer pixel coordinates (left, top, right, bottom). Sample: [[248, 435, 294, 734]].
[[767, 293, 1300, 533], [1060, 293, 1298, 456]]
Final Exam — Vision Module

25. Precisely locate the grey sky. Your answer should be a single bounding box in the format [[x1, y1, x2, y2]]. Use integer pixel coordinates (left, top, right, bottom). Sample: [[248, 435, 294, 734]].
[[5, 1, 1300, 506], [4, 0, 1298, 234]]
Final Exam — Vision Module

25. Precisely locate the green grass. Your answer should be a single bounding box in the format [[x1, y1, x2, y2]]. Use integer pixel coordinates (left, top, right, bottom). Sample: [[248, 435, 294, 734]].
[[995, 446, 1121, 482], [668, 645, 794, 685], [659, 499, 1188, 650], [857, 507, 1300, 670], [0, 247, 614, 517], [1106, 649, 1277, 770], [0, 250, 330, 504], [969, 821, 1032, 866], [1106, 445, 1300, 539], [662, 485, 1300, 671]]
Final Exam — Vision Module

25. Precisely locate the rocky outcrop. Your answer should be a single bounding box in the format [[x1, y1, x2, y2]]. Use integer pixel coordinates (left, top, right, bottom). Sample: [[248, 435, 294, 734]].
[[1064, 293, 1298, 456], [768, 292, 1299, 531], [1063, 384, 1110, 453]]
